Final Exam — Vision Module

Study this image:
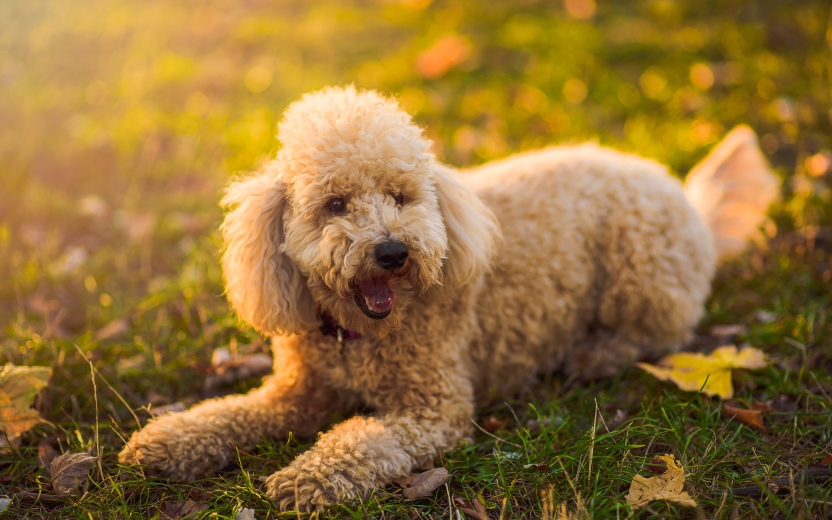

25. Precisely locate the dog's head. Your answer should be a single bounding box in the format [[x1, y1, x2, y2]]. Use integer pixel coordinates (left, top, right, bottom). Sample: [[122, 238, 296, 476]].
[[221, 86, 500, 337]]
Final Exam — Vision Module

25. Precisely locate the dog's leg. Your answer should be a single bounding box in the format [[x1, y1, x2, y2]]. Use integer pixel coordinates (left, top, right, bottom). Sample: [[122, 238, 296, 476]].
[[264, 363, 473, 512], [118, 347, 345, 482]]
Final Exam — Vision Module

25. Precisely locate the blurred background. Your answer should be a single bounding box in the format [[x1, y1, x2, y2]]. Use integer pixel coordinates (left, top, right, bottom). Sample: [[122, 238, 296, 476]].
[[1, 0, 831, 415]]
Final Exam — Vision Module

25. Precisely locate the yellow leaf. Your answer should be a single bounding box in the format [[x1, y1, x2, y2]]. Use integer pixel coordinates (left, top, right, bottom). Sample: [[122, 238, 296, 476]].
[[625, 454, 697, 510], [0, 364, 52, 437], [636, 345, 768, 399]]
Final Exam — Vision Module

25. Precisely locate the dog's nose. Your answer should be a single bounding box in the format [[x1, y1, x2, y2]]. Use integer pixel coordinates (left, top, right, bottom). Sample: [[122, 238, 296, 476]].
[[374, 240, 409, 270]]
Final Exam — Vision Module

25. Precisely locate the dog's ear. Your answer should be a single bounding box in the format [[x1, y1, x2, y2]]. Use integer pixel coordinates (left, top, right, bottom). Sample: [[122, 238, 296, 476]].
[[220, 171, 317, 335], [433, 164, 501, 288]]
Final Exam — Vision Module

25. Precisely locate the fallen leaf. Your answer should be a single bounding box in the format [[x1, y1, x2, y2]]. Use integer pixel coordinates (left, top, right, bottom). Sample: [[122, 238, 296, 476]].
[[482, 416, 503, 432], [756, 310, 778, 323], [458, 495, 487, 519], [159, 500, 209, 520], [0, 497, 9, 512], [608, 409, 628, 430], [523, 463, 551, 471], [94, 318, 129, 341], [821, 454, 832, 466], [637, 345, 768, 399], [0, 364, 52, 438], [416, 36, 471, 78], [751, 401, 773, 412], [50, 452, 96, 496], [38, 438, 59, 468], [402, 467, 450, 500], [235, 507, 256, 520], [710, 324, 747, 338], [203, 350, 272, 394], [625, 454, 697, 510], [723, 403, 766, 430]]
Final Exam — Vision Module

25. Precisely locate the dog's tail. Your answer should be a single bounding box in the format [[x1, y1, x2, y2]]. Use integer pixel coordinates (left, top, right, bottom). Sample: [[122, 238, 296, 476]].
[[684, 125, 780, 261]]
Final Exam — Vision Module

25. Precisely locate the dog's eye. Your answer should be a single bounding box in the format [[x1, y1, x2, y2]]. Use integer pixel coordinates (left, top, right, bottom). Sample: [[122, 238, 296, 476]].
[[393, 192, 404, 206], [326, 197, 347, 214]]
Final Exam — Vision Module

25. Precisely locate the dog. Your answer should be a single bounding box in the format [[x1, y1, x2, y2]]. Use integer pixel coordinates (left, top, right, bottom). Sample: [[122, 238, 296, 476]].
[[119, 86, 778, 511]]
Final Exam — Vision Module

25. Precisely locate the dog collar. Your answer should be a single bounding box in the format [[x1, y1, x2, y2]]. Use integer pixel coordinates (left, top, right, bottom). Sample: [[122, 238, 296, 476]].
[[319, 312, 362, 344]]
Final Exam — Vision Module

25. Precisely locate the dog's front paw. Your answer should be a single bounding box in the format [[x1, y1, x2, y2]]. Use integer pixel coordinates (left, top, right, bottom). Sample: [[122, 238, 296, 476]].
[[265, 466, 339, 512], [118, 413, 233, 482]]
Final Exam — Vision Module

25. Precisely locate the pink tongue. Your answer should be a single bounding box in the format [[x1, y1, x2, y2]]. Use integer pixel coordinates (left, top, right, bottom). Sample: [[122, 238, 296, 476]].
[[358, 278, 394, 313]]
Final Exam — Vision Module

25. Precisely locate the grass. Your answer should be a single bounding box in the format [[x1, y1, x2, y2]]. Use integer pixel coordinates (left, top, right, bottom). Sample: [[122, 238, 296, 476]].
[[1, 0, 831, 518]]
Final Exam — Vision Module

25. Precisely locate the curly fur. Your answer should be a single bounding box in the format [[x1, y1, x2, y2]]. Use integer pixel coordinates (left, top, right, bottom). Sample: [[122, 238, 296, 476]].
[[119, 86, 778, 511]]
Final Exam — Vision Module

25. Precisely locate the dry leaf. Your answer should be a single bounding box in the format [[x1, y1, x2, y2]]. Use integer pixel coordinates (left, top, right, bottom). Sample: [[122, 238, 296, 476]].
[[159, 499, 209, 519], [235, 507, 256, 520], [402, 467, 450, 500], [482, 416, 503, 432], [625, 454, 697, 510], [458, 495, 487, 519], [50, 452, 96, 495], [723, 403, 766, 430], [94, 318, 129, 341], [416, 36, 471, 78], [751, 401, 773, 412], [0, 364, 52, 438], [0, 497, 10, 512], [637, 345, 768, 399], [203, 350, 272, 393], [821, 454, 832, 466]]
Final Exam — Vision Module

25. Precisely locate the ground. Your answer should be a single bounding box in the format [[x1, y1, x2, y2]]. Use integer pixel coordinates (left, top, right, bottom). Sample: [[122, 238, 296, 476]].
[[1, 0, 831, 518]]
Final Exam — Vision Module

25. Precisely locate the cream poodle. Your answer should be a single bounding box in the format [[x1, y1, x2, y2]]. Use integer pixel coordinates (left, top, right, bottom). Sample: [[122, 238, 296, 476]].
[[119, 86, 778, 511]]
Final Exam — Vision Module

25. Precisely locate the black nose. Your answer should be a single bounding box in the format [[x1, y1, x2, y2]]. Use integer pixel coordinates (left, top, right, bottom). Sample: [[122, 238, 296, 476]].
[[374, 240, 409, 270]]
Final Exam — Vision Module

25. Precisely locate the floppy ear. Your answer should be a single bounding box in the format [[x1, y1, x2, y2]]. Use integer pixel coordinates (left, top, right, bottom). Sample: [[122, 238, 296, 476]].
[[433, 164, 502, 288], [220, 171, 317, 335]]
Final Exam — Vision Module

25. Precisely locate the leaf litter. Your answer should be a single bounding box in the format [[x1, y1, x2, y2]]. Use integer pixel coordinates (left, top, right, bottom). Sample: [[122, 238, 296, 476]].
[[0, 364, 52, 439], [50, 452, 97, 496], [625, 454, 697, 510], [637, 345, 768, 398], [401, 467, 450, 500]]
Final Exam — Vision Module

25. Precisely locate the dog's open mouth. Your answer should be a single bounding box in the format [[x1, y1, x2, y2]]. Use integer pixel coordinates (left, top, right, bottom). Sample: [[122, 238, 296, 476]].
[[353, 277, 394, 319]]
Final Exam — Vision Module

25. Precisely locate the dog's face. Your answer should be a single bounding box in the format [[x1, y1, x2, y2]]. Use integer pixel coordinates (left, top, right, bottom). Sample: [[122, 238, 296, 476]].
[[280, 138, 448, 336], [221, 87, 500, 338]]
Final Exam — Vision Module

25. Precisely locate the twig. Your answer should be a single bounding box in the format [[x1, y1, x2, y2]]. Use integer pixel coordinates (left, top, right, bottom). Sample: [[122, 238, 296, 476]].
[[719, 468, 832, 497]]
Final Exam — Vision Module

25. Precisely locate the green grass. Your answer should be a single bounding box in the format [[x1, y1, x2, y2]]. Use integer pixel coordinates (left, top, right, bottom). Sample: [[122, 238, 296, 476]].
[[1, 0, 832, 518]]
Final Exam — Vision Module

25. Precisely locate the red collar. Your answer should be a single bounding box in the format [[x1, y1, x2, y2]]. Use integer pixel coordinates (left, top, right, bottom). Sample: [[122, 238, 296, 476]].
[[319, 312, 362, 343]]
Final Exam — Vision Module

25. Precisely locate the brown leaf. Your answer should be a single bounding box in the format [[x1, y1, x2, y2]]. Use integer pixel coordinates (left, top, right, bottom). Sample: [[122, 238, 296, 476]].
[[50, 452, 96, 495], [159, 499, 209, 520], [0, 365, 53, 438], [625, 454, 697, 510], [821, 454, 832, 466], [402, 467, 450, 500], [38, 439, 58, 468], [94, 318, 129, 341], [482, 416, 503, 432], [710, 324, 747, 338], [723, 403, 766, 430], [203, 350, 273, 393], [751, 401, 773, 413], [457, 494, 487, 519]]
